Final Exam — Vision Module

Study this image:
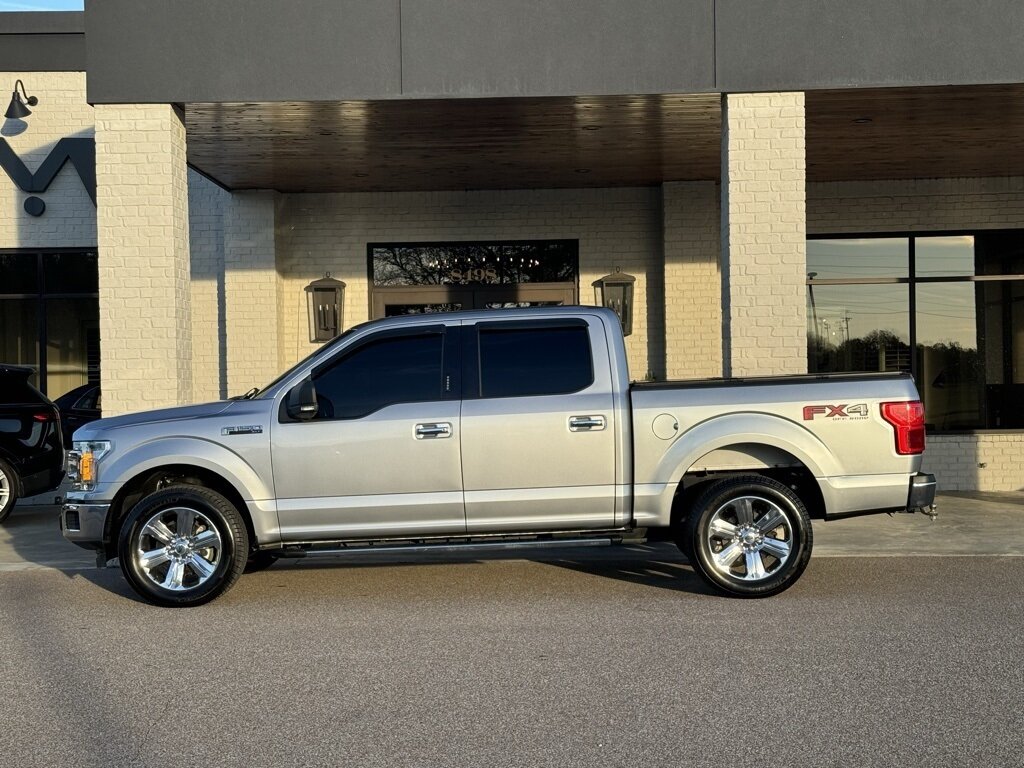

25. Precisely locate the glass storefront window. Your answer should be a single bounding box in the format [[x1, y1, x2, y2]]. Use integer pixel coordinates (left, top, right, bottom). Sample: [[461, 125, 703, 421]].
[[0, 299, 40, 386], [0, 250, 99, 399], [0, 253, 39, 294], [916, 236, 975, 277], [807, 284, 910, 373], [43, 251, 98, 293], [915, 282, 983, 430], [809, 232, 1024, 431], [370, 241, 577, 286], [806, 238, 908, 280], [45, 298, 100, 401]]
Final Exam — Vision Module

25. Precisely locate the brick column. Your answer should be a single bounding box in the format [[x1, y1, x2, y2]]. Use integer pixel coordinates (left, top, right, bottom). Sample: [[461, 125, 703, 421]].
[[663, 181, 722, 379], [188, 171, 229, 402], [721, 92, 807, 377], [224, 191, 279, 396], [96, 104, 192, 415]]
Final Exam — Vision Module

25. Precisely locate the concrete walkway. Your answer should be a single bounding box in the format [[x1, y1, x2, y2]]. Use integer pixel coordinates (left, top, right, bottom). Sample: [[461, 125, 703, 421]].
[[1, 493, 1021, 572]]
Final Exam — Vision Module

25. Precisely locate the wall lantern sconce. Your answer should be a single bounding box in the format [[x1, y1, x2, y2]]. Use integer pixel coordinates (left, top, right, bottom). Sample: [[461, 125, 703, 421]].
[[593, 268, 636, 336], [4, 80, 38, 120], [305, 273, 346, 343]]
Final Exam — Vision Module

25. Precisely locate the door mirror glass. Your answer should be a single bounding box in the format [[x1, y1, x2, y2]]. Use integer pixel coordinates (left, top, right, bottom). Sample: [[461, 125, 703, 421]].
[[286, 378, 319, 421]]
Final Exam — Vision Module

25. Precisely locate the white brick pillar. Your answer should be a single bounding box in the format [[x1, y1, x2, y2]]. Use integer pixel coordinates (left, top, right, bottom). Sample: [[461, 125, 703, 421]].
[[721, 92, 807, 377], [663, 181, 722, 379], [96, 104, 192, 416], [224, 191, 279, 395]]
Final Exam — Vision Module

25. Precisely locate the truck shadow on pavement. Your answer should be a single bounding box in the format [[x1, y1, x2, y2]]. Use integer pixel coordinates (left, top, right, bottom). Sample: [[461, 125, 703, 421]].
[[256, 541, 722, 597], [69, 542, 721, 604], [2, 504, 720, 601]]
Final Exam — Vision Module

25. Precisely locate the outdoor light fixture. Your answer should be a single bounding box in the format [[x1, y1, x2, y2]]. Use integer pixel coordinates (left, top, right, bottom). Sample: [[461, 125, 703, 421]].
[[305, 273, 346, 343], [4, 80, 38, 120], [593, 268, 636, 336]]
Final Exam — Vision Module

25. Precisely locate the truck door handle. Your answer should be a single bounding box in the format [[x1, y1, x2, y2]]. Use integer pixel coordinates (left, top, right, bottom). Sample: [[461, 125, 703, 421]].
[[415, 422, 452, 439], [569, 415, 606, 432]]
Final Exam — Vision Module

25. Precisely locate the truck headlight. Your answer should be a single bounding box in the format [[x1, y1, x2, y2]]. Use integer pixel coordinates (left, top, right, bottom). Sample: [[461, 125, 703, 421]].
[[68, 440, 112, 491]]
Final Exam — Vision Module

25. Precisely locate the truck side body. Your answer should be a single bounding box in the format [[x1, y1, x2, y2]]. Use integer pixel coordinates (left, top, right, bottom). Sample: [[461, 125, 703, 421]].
[[61, 307, 935, 604]]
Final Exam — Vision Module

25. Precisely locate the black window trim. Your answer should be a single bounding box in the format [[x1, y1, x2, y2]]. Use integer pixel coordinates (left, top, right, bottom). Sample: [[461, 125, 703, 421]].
[[464, 318, 595, 401]]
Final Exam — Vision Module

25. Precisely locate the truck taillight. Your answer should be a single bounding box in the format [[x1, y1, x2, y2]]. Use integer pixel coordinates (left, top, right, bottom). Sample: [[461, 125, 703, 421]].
[[881, 401, 926, 455]]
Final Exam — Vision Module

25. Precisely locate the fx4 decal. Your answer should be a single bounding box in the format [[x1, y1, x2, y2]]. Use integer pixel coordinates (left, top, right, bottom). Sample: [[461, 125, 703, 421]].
[[802, 403, 869, 421]]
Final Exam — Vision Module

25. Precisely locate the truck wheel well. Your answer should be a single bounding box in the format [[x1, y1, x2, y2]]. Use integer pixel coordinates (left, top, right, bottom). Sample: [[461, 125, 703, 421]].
[[671, 465, 826, 528], [104, 464, 256, 559]]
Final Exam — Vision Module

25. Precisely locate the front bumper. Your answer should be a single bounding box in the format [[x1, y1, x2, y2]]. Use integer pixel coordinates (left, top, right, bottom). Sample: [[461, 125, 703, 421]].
[[60, 500, 110, 551], [907, 472, 937, 511]]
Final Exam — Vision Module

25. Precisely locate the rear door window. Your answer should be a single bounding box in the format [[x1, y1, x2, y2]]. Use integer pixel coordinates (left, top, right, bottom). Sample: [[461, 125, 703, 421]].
[[478, 325, 593, 398]]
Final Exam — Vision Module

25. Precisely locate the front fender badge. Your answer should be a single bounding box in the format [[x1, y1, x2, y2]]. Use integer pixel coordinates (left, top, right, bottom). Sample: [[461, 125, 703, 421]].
[[221, 425, 264, 436]]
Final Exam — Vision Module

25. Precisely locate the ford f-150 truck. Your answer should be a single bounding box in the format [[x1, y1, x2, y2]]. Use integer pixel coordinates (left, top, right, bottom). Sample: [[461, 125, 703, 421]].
[[61, 307, 935, 606]]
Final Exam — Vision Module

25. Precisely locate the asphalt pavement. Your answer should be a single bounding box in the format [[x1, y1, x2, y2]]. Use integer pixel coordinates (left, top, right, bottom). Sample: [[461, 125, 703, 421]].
[[0, 495, 1022, 767]]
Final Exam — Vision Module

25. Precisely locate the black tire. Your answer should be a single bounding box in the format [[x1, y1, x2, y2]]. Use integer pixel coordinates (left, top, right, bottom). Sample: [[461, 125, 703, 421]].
[[680, 475, 812, 598], [244, 550, 279, 573], [0, 458, 18, 524], [118, 484, 248, 607]]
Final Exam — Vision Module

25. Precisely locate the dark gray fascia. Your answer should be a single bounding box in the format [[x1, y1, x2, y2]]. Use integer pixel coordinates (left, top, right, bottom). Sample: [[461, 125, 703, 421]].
[[0, 11, 86, 72], [0, 11, 85, 34]]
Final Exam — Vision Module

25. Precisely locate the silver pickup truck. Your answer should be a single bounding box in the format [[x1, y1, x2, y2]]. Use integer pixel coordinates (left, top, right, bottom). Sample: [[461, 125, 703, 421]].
[[62, 306, 935, 606]]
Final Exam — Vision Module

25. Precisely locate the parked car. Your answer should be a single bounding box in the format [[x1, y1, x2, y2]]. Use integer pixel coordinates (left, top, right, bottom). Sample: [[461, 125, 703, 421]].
[[62, 307, 935, 606], [0, 365, 65, 523], [53, 383, 101, 445]]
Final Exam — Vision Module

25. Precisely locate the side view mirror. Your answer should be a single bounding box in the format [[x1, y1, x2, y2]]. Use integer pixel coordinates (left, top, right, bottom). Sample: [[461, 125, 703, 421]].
[[286, 378, 318, 421]]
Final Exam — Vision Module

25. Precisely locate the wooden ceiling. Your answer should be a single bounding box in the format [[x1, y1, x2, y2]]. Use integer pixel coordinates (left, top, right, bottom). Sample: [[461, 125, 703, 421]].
[[805, 84, 1024, 181], [184, 85, 1024, 192], [185, 95, 722, 192]]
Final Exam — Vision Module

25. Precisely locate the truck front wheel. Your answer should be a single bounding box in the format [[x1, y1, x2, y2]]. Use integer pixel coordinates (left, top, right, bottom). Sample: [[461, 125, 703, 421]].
[[118, 485, 248, 607], [681, 475, 812, 598]]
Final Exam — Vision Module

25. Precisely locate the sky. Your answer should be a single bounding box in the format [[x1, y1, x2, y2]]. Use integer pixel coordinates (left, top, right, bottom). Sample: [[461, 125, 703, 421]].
[[0, 1, 82, 10]]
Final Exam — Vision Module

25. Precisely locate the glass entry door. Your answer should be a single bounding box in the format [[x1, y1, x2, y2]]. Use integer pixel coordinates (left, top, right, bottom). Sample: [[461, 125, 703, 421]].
[[373, 283, 577, 318]]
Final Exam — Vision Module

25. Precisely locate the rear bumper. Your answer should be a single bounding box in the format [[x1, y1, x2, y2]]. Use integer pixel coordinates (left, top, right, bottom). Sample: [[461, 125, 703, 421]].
[[907, 472, 937, 511], [819, 470, 936, 517]]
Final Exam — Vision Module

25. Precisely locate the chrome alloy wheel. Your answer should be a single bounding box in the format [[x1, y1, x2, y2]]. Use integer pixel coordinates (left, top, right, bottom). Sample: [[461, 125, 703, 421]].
[[134, 506, 223, 592], [705, 495, 793, 582]]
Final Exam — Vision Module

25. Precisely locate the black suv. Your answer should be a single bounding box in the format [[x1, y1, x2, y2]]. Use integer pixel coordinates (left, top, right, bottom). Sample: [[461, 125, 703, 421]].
[[0, 365, 65, 523]]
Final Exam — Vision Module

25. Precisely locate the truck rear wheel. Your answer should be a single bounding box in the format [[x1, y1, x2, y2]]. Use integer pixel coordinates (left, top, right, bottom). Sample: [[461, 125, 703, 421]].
[[118, 485, 248, 607], [0, 459, 17, 523], [681, 475, 812, 598]]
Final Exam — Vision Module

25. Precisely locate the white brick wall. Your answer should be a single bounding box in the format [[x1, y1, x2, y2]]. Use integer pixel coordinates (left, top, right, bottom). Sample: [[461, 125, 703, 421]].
[[808, 176, 1024, 233], [224, 191, 279, 394], [188, 171, 228, 402], [0, 71, 95, 249], [721, 92, 807, 377], [274, 188, 665, 378], [925, 434, 1024, 492], [663, 181, 722, 379], [96, 104, 192, 416]]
